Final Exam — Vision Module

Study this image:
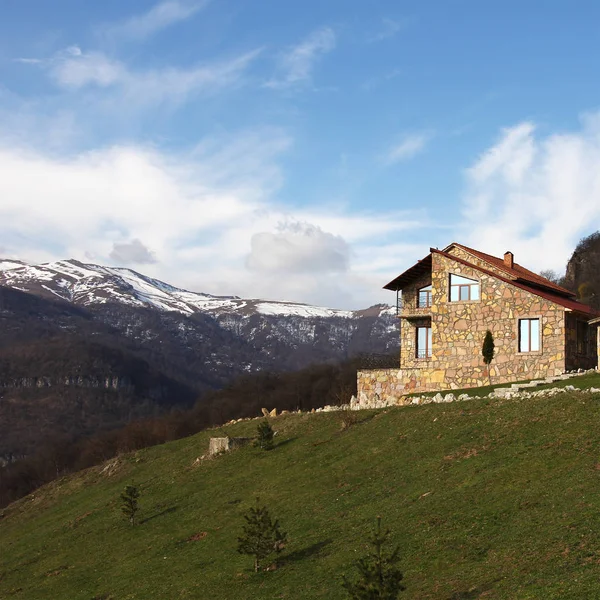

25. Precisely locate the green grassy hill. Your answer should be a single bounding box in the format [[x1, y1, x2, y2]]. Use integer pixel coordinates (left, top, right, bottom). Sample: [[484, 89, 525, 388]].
[[3, 386, 600, 599]]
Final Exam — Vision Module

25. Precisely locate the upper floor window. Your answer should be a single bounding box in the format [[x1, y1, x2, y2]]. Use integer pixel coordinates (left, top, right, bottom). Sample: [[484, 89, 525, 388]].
[[449, 274, 480, 302], [418, 284, 432, 308], [519, 318, 540, 352]]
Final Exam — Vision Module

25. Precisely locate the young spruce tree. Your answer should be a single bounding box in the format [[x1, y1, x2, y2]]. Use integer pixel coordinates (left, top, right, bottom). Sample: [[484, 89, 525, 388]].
[[120, 485, 140, 526], [237, 498, 287, 572], [482, 329, 495, 385], [255, 420, 274, 450], [342, 517, 405, 599]]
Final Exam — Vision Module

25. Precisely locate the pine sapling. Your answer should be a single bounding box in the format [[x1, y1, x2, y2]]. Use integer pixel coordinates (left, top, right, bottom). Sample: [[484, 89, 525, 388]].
[[255, 420, 274, 451], [482, 329, 495, 385], [343, 516, 405, 599], [120, 485, 140, 526], [237, 498, 287, 572]]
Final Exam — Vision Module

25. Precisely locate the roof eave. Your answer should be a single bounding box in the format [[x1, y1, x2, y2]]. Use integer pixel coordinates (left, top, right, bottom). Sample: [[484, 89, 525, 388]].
[[383, 253, 433, 291]]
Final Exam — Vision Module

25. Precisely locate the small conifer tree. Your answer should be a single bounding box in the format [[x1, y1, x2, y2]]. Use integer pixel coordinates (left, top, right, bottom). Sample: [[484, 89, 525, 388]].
[[237, 499, 287, 572], [482, 329, 495, 385], [342, 516, 405, 599], [255, 420, 274, 450], [120, 485, 140, 526]]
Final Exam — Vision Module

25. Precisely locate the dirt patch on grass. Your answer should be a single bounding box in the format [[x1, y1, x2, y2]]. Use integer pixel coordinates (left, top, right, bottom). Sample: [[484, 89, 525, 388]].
[[45, 565, 69, 577], [444, 446, 489, 462]]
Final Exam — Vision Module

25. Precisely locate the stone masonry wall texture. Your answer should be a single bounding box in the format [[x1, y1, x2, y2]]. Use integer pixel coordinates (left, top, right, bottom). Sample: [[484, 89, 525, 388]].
[[357, 247, 592, 406]]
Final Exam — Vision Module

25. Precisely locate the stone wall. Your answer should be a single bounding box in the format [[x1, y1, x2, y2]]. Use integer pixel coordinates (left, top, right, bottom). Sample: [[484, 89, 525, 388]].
[[430, 252, 566, 384], [357, 368, 446, 407], [448, 246, 597, 372], [446, 245, 513, 279], [208, 436, 253, 456]]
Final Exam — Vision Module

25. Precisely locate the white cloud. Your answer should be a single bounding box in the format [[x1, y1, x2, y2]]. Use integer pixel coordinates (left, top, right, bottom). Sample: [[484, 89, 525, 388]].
[[461, 113, 600, 273], [368, 17, 406, 43], [104, 0, 208, 41], [44, 45, 261, 107], [0, 129, 423, 308], [247, 222, 350, 273], [383, 132, 432, 165], [110, 239, 158, 264], [265, 27, 335, 89]]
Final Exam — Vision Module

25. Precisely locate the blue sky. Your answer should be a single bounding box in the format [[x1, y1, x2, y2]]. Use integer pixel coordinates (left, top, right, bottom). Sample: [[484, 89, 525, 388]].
[[2, 1, 600, 308]]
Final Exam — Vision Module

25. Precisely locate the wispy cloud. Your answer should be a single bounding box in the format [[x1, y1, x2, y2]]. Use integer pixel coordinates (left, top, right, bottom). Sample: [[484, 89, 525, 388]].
[[461, 113, 600, 273], [265, 27, 336, 89], [50, 46, 125, 88], [103, 0, 208, 41], [368, 17, 406, 43], [361, 68, 401, 91], [14, 57, 43, 65], [29, 45, 262, 108], [382, 132, 432, 165]]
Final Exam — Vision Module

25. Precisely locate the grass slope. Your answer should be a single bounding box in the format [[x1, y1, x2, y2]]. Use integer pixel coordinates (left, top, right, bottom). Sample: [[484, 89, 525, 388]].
[[3, 385, 600, 599]]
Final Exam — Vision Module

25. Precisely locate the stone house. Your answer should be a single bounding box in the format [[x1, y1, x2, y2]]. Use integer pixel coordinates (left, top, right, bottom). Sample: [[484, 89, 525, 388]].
[[358, 243, 599, 404]]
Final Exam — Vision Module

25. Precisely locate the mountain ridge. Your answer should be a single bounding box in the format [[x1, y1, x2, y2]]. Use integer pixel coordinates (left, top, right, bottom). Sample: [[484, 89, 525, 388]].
[[0, 257, 394, 319]]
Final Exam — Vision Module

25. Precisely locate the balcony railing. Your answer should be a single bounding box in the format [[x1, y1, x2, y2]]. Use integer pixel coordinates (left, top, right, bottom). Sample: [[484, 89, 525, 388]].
[[400, 305, 432, 318], [395, 292, 433, 318], [416, 348, 432, 360]]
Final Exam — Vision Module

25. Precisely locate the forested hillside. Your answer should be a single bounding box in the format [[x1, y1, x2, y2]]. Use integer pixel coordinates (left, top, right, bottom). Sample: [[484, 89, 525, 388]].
[[0, 355, 381, 507], [563, 231, 600, 309]]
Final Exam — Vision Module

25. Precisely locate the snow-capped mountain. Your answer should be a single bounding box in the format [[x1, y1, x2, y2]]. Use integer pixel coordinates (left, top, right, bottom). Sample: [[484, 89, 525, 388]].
[[0, 258, 399, 460], [0, 258, 394, 319], [0, 258, 399, 375]]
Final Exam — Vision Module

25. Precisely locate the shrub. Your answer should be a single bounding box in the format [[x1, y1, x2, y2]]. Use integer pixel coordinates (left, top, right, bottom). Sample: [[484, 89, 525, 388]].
[[340, 408, 360, 431], [482, 330, 495, 385]]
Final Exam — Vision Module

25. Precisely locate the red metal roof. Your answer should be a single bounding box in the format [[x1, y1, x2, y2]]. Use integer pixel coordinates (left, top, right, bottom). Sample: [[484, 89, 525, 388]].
[[382, 243, 599, 318], [433, 249, 600, 318], [447, 243, 576, 298]]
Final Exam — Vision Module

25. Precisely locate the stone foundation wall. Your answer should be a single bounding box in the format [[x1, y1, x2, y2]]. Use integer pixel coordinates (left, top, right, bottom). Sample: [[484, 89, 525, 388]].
[[357, 368, 447, 408]]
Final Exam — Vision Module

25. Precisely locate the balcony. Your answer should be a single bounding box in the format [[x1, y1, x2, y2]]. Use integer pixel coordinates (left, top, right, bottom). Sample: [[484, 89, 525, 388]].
[[396, 289, 432, 318], [400, 305, 432, 319]]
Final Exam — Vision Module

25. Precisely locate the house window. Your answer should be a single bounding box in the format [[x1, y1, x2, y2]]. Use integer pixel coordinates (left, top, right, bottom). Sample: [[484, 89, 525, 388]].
[[576, 321, 589, 355], [519, 318, 540, 352], [449, 274, 480, 302], [418, 284, 432, 308], [416, 326, 432, 359]]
